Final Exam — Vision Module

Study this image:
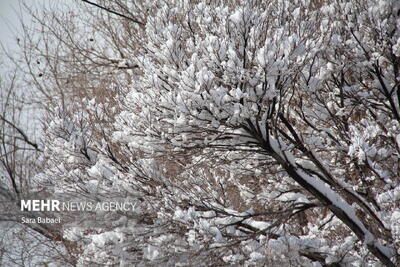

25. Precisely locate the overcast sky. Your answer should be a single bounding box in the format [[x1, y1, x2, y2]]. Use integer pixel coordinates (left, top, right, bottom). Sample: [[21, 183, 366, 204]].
[[0, 0, 24, 50]]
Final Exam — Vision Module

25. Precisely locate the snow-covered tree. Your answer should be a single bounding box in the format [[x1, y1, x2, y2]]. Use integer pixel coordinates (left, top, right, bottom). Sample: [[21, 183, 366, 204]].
[[2, 0, 400, 266]]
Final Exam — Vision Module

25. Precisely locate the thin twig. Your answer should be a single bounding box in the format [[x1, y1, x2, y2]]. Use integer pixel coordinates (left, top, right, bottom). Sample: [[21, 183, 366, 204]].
[[81, 0, 144, 25]]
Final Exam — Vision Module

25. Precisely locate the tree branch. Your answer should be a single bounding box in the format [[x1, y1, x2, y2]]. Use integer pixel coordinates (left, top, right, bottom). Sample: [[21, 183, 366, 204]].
[[81, 0, 144, 25]]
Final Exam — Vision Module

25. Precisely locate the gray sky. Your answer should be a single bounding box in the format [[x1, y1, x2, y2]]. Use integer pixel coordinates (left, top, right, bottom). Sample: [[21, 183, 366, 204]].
[[0, 0, 23, 50], [1, 0, 77, 53]]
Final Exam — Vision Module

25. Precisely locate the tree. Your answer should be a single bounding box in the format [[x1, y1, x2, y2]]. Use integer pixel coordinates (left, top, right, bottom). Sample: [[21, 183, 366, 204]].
[[1, 0, 400, 266], [0, 60, 75, 266]]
